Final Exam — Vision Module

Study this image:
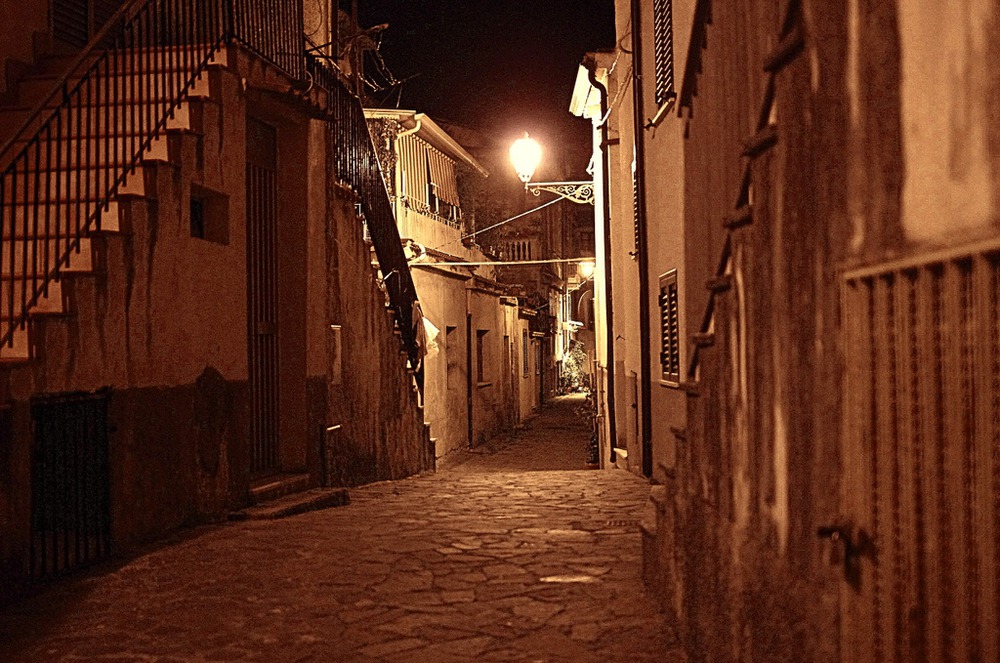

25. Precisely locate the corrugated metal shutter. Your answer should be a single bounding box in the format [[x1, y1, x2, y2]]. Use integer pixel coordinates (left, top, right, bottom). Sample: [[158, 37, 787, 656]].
[[841, 249, 1000, 663]]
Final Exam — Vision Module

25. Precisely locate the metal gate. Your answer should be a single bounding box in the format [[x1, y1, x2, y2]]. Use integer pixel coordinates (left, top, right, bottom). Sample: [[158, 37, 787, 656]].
[[840, 246, 1000, 663], [246, 118, 280, 476], [29, 389, 112, 580]]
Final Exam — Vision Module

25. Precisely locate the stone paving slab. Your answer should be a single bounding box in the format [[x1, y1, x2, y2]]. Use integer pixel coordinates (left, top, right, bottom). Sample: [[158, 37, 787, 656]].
[[0, 395, 684, 662]]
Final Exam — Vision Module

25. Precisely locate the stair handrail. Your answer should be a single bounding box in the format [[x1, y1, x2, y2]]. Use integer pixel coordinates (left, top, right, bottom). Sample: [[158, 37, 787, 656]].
[[305, 49, 421, 365]]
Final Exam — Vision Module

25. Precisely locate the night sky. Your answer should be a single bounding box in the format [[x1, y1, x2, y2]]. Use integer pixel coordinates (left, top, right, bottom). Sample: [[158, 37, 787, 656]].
[[356, 1, 617, 166]]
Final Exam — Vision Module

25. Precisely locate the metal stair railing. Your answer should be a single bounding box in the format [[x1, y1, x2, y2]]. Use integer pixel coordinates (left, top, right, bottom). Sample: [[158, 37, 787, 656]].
[[0, 0, 305, 354], [307, 52, 421, 365]]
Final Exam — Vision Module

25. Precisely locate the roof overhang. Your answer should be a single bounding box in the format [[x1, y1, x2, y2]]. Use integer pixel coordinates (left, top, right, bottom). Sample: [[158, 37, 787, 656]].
[[363, 109, 490, 178]]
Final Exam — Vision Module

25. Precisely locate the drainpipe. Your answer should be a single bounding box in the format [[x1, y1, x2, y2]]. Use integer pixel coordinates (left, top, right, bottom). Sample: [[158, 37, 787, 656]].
[[397, 117, 422, 138], [630, 0, 654, 478], [585, 60, 618, 465], [466, 285, 474, 449]]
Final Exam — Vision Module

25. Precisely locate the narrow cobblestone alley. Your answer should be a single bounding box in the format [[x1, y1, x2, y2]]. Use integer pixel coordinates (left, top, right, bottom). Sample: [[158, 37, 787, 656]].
[[0, 395, 683, 663]]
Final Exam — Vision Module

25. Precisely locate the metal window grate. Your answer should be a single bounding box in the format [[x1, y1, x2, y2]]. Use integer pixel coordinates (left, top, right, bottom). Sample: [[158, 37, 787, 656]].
[[842, 248, 1000, 662], [652, 0, 676, 107], [29, 389, 112, 580], [659, 270, 680, 382]]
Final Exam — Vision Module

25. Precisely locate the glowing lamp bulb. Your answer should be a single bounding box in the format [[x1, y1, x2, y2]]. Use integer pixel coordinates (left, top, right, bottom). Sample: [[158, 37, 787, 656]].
[[577, 261, 596, 279], [510, 134, 542, 184]]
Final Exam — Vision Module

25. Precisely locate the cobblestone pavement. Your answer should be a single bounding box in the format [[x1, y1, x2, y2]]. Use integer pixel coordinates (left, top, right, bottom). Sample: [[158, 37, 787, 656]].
[[0, 394, 683, 663]]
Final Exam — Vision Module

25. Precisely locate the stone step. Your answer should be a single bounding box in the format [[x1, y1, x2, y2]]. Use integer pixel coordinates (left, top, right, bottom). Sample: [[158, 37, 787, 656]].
[[14, 65, 214, 109], [230, 488, 351, 521], [2, 198, 128, 237], [248, 472, 312, 505], [0, 237, 94, 276]]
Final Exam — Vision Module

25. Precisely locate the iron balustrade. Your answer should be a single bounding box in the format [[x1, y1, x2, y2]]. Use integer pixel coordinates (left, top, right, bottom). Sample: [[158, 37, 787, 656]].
[[308, 52, 421, 365], [0, 0, 305, 357]]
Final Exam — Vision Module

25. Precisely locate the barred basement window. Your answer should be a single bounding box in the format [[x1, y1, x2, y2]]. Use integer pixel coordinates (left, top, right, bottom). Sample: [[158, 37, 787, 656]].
[[659, 270, 680, 382], [653, 0, 676, 107]]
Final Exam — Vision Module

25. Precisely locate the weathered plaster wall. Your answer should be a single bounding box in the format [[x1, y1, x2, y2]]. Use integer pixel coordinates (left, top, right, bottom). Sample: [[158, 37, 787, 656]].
[[897, 0, 999, 244], [0, 64, 253, 595], [324, 184, 433, 486], [412, 265, 471, 458], [0, 3, 46, 98]]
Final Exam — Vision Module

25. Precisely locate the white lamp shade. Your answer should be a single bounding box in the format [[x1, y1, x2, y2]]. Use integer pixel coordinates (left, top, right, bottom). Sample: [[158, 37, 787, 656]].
[[510, 135, 542, 183]]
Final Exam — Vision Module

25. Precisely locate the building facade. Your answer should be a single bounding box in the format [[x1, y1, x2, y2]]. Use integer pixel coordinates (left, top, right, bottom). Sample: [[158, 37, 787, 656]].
[[579, 0, 1000, 661], [364, 110, 536, 457], [0, 0, 433, 598]]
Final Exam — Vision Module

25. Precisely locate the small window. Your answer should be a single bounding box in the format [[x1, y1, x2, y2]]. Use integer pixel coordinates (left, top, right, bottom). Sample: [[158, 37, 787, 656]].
[[476, 329, 489, 382], [653, 0, 676, 108], [522, 329, 530, 377], [659, 270, 681, 383], [190, 185, 229, 244], [445, 326, 459, 389]]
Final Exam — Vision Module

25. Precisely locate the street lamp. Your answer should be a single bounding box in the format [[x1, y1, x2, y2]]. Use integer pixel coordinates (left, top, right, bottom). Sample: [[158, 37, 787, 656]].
[[509, 134, 595, 206], [510, 133, 542, 183]]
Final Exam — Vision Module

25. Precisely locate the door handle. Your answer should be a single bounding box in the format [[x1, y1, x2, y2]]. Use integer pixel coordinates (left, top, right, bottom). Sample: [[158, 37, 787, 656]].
[[817, 522, 872, 588]]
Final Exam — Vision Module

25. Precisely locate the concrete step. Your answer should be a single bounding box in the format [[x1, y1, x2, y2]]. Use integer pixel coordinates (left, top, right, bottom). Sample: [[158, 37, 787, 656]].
[[2, 198, 128, 237], [36, 45, 229, 77], [0, 100, 195, 144], [0, 237, 94, 276], [7, 133, 172, 170], [0, 325, 30, 362], [3, 165, 148, 201], [230, 488, 351, 521], [14, 66, 214, 109], [0, 279, 67, 318], [248, 473, 312, 505]]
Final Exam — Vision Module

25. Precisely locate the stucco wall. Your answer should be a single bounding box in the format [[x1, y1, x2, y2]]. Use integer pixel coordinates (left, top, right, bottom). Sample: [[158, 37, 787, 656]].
[[412, 265, 472, 458], [897, 0, 1000, 244], [0, 3, 46, 98], [324, 184, 433, 486]]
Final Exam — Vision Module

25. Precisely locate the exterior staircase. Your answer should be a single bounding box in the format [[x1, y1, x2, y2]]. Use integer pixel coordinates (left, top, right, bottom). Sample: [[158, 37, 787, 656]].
[[0, 0, 231, 367], [0, 61, 220, 365]]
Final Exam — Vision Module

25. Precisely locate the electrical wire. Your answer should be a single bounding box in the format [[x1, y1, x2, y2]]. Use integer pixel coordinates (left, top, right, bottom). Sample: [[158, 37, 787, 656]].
[[424, 196, 563, 255]]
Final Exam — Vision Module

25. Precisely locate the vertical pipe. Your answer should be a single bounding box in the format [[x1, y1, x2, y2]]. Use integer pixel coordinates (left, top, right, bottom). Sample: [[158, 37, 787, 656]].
[[585, 61, 618, 464], [630, 0, 654, 477], [466, 311, 473, 449]]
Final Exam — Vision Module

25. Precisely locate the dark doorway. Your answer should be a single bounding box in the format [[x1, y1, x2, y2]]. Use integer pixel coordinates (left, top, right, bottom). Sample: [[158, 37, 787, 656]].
[[246, 118, 280, 477], [29, 389, 112, 580]]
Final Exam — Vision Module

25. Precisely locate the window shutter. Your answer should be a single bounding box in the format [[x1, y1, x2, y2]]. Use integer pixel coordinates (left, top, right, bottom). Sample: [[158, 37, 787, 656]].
[[659, 271, 680, 382], [653, 0, 676, 107]]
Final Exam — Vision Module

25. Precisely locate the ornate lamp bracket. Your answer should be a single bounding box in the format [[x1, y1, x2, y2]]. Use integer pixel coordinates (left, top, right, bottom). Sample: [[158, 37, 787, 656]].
[[525, 181, 595, 205]]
